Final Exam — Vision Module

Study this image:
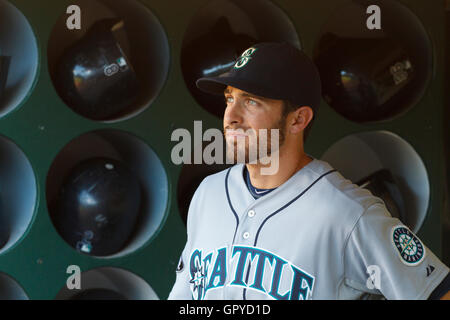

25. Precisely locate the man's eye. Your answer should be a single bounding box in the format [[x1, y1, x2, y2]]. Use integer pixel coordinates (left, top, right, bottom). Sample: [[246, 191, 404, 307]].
[[247, 99, 258, 106], [225, 96, 233, 103]]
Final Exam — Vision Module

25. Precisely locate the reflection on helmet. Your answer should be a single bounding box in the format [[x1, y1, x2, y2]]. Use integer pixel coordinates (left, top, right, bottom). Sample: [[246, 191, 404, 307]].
[[56, 18, 139, 121], [315, 33, 418, 123], [55, 157, 142, 256]]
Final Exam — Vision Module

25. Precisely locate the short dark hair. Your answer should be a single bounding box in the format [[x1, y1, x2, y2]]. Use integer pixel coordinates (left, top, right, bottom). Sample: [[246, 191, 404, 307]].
[[282, 100, 315, 142]]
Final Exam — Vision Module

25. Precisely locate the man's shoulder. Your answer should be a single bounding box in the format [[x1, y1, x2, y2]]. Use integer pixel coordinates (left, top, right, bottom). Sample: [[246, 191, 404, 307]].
[[306, 159, 384, 215]]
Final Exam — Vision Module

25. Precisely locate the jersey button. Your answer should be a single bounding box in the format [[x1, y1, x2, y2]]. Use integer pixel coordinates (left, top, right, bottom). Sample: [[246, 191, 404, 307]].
[[243, 232, 250, 239], [248, 210, 256, 218]]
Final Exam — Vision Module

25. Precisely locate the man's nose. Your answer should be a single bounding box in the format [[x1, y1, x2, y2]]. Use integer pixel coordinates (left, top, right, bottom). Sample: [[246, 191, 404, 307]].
[[223, 98, 243, 126]]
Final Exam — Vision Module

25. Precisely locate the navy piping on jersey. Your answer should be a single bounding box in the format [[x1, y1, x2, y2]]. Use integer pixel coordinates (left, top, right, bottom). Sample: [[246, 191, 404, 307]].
[[224, 166, 337, 300], [225, 167, 240, 244], [242, 169, 336, 299], [252, 169, 337, 246]]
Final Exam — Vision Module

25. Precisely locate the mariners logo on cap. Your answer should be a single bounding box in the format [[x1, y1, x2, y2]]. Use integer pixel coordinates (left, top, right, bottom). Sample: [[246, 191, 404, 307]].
[[234, 47, 257, 69], [392, 226, 426, 266]]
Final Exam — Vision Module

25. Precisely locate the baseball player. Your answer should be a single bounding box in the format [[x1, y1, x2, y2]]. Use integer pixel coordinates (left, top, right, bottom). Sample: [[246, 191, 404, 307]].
[[168, 42, 450, 300]]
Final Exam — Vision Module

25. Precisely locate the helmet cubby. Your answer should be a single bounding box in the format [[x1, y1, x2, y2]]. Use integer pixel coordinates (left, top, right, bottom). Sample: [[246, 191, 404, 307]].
[[45, 129, 169, 259], [0, 0, 39, 119], [55, 267, 159, 300]]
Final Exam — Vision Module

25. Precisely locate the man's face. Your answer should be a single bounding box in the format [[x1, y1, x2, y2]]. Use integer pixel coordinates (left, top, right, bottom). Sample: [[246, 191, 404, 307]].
[[223, 86, 286, 164]]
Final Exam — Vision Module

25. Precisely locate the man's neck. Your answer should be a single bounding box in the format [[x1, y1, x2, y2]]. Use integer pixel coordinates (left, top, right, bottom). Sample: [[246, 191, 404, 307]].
[[246, 151, 313, 189]]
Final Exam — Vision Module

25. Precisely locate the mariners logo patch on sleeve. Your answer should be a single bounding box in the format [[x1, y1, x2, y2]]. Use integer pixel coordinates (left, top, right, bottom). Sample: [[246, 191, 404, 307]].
[[392, 226, 426, 266]]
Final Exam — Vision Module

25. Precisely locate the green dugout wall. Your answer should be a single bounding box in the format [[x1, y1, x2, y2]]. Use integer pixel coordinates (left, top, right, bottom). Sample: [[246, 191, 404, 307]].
[[0, 0, 448, 299]]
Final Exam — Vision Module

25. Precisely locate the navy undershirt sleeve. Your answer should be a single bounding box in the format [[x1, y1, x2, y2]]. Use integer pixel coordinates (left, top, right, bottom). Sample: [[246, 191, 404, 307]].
[[428, 272, 450, 300]]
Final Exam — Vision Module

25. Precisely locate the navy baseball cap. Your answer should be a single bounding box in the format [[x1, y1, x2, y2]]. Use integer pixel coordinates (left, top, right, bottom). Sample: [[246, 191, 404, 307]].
[[196, 42, 322, 112]]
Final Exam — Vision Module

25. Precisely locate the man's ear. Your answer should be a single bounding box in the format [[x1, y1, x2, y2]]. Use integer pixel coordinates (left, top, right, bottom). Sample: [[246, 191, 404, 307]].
[[289, 106, 314, 134]]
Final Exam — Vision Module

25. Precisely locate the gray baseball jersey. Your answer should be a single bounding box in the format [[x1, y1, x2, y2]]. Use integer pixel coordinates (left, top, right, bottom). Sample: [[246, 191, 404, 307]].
[[168, 159, 449, 300]]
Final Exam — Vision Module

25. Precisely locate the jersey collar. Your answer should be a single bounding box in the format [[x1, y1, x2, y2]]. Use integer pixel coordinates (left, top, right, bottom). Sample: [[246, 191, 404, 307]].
[[226, 159, 337, 224]]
